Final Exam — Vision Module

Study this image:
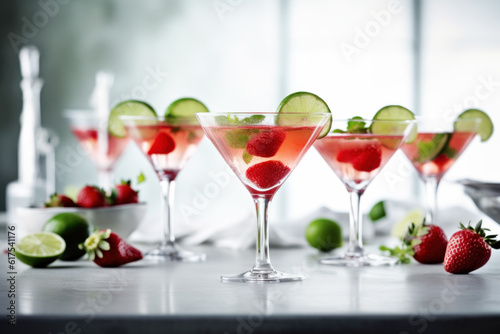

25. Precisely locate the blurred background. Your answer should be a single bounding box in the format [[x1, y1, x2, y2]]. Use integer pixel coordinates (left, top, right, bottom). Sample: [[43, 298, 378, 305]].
[[1, 0, 499, 238]]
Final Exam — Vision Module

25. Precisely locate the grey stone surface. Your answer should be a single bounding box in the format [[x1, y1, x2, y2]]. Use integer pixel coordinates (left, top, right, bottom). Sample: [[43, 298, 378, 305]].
[[2, 244, 500, 333]]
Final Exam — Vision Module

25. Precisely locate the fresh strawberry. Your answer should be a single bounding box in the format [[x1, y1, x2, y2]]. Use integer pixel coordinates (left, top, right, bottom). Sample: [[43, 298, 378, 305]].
[[405, 223, 448, 264], [380, 220, 447, 264], [45, 193, 77, 208], [432, 153, 450, 171], [444, 221, 500, 274], [77, 186, 106, 208], [246, 129, 286, 158], [336, 143, 382, 172], [246, 160, 291, 189], [113, 180, 139, 205], [80, 229, 143, 267], [336, 149, 357, 163], [352, 144, 381, 172], [148, 132, 175, 155]]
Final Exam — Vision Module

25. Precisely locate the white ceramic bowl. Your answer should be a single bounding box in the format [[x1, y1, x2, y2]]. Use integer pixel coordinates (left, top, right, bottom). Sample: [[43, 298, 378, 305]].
[[16, 203, 147, 238]]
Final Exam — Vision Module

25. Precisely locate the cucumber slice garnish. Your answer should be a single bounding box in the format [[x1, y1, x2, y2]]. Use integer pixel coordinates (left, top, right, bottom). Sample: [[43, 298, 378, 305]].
[[166, 97, 209, 118], [109, 100, 157, 137], [455, 109, 493, 142], [371, 105, 417, 142], [276, 91, 332, 138]]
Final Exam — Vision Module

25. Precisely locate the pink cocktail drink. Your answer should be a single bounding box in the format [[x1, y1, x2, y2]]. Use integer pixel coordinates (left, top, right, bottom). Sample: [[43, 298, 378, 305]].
[[197, 112, 331, 282], [399, 118, 480, 225], [65, 110, 130, 190], [314, 118, 416, 267], [204, 125, 320, 197], [128, 123, 204, 180], [315, 134, 405, 191], [401, 131, 476, 179], [71, 128, 129, 171], [121, 116, 206, 262]]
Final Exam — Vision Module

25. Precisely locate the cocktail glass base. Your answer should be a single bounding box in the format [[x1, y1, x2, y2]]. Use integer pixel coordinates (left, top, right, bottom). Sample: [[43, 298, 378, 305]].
[[320, 253, 397, 267], [145, 243, 206, 262], [221, 270, 304, 283]]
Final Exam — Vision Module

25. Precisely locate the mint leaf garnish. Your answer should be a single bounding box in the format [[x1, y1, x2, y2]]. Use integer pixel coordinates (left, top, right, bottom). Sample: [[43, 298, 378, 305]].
[[215, 115, 265, 126], [225, 129, 258, 149], [243, 115, 265, 125], [347, 116, 369, 133]]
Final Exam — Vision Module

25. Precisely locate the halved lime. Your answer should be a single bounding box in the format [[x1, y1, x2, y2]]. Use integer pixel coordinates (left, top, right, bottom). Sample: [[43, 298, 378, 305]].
[[414, 133, 450, 163], [276, 91, 332, 138], [109, 100, 157, 137], [391, 209, 424, 239], [455, 109, 493, 142], [166, 98, 209, 118], [371, 105, 417, 143], [16, 232, 66, 268]]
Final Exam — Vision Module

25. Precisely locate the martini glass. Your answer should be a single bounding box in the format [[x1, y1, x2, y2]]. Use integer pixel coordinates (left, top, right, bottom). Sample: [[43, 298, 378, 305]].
[[65, 110, 129, 190], [400, 117, 481, 224], [196, 112, 331, 282], [314, 118, 416, 266], [120, 115, 206, 261]]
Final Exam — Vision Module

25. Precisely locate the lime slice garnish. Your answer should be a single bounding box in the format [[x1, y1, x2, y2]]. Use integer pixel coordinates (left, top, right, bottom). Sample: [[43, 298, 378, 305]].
[[414, 133, 450, 163], [277, 91, 332, 138], [371, 105, 417, 143], [369, 200, 386, 222], [109, 100, 157, 137], [16, 232, 66, 268], [455, 109, 493, 142], [391, 209, 424, 239], [166, 97, 209, 118]]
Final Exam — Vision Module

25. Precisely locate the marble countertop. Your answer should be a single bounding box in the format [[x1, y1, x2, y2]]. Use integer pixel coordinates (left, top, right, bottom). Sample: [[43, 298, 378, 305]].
[[2, 242, 500, 334]]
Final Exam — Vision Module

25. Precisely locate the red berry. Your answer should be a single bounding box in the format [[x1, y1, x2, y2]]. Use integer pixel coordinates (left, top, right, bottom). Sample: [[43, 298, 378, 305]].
[[412, 225, 448, 264], [81, 229, 142, 267], [114, 180, 139, 205], [45, 193, 77, 208], [336, 149, 357, 163], [432, 153, 450, 170], [336, 144, 382, 172], [148, 132, 175, 155], [444, 228, 491, 274], [352, 144, 381, 172], [246, 160, 291, 189], [246, 129, 286, 158], [77, 186, 106, 208]]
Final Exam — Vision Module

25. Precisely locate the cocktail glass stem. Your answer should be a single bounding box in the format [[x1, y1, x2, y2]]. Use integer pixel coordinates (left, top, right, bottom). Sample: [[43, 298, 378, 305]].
[[252, 196, 274, 273], [320, 185, 398, 267], [221, 194, 303, 282], [423, 177, 441, 224], [346, 190, 364, 257], [98, 169, 113, 191], [145, 176, 205, 262], [160, 178, 176, 246]]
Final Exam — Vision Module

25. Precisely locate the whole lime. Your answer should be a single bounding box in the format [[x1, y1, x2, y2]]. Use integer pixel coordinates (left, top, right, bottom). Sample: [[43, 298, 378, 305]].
[[42, 213, 90, 261], [305, 218, 343, 252]]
